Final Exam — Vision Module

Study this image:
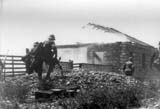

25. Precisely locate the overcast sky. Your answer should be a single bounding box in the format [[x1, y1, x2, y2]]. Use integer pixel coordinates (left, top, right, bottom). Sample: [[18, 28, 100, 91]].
[[1, 0, 160, 55]]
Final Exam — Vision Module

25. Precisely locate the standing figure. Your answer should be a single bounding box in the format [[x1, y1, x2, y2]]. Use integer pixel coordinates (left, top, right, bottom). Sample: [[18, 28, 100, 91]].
[[43, 34, 58, 80], [123, 57, 135, 76], [22, 34, 63, 81]]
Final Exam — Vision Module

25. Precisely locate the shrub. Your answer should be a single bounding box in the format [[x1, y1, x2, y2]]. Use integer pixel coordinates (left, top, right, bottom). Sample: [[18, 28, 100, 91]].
[[0, 81, 30, 103], [74, 86, 142, 109]]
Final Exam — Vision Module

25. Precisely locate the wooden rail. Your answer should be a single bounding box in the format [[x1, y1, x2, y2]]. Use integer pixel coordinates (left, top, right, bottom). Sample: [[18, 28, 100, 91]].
[[73, 63, 113, 72], [0, 55, 26, 78], [0, 55, 74, 78], [0, 55, 114, 80]]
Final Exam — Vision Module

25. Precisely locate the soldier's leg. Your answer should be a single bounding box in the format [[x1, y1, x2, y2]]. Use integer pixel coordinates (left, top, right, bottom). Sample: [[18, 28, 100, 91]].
[[34, 59, 43, 80], [45, 63, 54, 80], [35, 65, 42, 80], [27, 67, 34, 74]]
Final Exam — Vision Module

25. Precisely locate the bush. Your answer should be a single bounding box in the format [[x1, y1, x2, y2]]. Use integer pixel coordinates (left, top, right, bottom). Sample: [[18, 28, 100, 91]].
[[74, 85, 142, 109], [54, 71, 146, 109], [0, 81, 30, 103]]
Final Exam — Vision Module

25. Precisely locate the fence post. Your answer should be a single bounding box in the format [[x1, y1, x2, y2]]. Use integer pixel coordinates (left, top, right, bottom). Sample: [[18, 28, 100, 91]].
[[3, 56, 7, 81], [12, 56, 14, 77]]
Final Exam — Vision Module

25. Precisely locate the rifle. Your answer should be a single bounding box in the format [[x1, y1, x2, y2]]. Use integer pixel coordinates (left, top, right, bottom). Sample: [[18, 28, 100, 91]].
[[54, 57, 63, 76]]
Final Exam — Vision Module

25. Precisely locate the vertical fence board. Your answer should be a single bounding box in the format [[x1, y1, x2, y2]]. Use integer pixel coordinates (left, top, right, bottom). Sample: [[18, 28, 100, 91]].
[[12, 56, 14, 77]]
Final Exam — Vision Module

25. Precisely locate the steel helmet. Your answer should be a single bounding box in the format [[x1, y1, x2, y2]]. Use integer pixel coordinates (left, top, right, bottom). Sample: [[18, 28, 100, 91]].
[[34, 42, 39, 46], [49, 34, 55, 40]]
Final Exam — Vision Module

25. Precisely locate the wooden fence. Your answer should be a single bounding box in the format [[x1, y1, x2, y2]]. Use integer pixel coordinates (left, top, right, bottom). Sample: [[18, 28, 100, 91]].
[[0, 55, 26, 77], [0, 55, 73, 78], [0, 55, 114, 79]]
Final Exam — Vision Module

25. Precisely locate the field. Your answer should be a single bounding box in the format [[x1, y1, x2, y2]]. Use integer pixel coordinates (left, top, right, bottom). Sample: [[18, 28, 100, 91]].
[[0, 70, 160, 109]]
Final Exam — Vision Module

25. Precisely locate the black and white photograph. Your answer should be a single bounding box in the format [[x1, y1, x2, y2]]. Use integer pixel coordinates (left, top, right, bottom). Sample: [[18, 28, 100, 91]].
[[1, 0, 160, 109]]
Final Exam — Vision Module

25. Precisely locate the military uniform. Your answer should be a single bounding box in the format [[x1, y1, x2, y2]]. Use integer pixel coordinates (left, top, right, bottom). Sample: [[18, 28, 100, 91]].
[[24, 34, 61, 80], [43, 34, 59, 79], [123, 58, 134, 76], [43, 41, 57, 62], [30, 42, 44, 79], [22, 42, 41, 74]]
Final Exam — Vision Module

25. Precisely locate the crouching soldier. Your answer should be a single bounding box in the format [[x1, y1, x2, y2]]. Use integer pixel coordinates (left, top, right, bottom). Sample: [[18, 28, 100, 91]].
[[22, 42, 40, 75], [123, 57, 135, 76]]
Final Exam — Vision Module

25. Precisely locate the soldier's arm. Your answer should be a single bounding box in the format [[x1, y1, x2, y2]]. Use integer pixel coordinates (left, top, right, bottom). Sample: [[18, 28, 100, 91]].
[[54, 47, 57, 59]]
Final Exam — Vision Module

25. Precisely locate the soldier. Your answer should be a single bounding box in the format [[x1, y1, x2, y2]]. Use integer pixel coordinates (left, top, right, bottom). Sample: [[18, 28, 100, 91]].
[[123, 57, 135, 76], [22, 42, 41, 75], [30, 42, 40, 55], [43, 34, 58, 80], [29, 42, 44, 78], [43, 34, 57, 59], [23, 34, 61, 81]]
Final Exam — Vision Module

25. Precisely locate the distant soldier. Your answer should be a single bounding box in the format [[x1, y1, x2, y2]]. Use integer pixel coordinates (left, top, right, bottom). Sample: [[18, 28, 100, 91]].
[[123, 57, 135, 76]]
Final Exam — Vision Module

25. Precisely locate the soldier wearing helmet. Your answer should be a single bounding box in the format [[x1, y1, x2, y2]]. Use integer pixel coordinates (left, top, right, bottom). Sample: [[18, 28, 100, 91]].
[[30, 42, 40, 55], [22, 42, 40, 74], [33, 42, 39, 47], [48, 34, 55, 40], [47, 34, 56, 47], [123, 57, 135, 76], [43, 34, 58, 79], [43, 34, 57, 59]]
